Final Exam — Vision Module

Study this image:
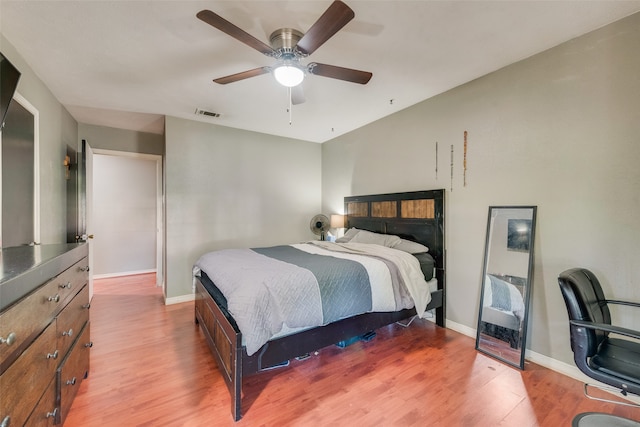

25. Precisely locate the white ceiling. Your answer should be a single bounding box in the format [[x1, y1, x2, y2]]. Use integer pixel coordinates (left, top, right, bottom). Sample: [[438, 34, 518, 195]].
[[1, 1, 639, 143]]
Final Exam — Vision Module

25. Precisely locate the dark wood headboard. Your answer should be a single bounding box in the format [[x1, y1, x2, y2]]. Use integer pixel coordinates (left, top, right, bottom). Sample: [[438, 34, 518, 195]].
[[344, 189, 445, 267], [344, 189, 446, 321]]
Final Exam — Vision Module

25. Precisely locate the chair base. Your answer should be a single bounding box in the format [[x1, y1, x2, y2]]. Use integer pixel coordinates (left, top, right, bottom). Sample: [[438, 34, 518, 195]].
[[572, 412, 640, 427], [584, 383, 640, 408]]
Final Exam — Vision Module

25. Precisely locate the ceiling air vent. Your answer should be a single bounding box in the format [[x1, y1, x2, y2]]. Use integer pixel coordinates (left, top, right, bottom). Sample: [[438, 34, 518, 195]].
[[195, 108, 221, 118]]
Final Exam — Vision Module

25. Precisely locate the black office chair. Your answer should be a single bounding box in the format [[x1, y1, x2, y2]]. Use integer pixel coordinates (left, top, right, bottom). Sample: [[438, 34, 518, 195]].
[[558, 268, 640, 407]]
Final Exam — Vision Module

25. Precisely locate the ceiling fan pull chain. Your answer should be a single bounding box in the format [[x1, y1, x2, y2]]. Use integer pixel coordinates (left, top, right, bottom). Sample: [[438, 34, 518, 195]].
[[288, 87, 293, 125]]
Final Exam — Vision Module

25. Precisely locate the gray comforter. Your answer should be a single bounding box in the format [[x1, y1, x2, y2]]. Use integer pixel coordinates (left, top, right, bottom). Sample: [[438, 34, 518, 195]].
[[484, 274, 525, 321], [194, 241, 431, 355]]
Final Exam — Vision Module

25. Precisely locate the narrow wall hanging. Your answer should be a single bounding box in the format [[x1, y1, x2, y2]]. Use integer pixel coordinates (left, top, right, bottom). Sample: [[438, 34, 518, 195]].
[[435, 141, 438, 180], [450, 144, 454, 192], [463, 131, 468, 187]]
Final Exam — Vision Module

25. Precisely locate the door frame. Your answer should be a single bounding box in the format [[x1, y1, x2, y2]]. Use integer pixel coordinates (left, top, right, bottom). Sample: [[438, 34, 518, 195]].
[[90, 149, 164, 288]]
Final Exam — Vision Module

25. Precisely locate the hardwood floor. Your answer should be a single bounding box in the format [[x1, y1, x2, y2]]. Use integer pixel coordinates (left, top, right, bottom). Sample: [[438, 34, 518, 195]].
[[64, 274, 639, 426]]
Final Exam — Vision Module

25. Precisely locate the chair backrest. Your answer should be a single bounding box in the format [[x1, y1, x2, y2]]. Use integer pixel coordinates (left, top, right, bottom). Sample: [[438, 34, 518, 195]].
[[558, 268, 611, 358]]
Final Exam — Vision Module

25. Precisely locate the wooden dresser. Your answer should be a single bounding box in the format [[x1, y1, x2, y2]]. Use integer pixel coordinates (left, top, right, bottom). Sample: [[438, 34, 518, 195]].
[[0, 243, 91, 426]]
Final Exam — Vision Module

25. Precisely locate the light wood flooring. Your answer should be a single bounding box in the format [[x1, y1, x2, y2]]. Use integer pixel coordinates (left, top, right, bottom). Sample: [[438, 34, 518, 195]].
[[64, 274, 640, 426]]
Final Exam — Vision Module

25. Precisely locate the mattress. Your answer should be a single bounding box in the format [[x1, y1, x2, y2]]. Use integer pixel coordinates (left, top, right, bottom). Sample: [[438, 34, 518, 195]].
[[415, 252, 435, 282], [198, 271, 438, 345]]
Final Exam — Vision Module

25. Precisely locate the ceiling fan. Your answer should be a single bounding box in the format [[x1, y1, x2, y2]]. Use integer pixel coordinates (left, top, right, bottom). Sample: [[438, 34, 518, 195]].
[[196, 0, 373, 96]]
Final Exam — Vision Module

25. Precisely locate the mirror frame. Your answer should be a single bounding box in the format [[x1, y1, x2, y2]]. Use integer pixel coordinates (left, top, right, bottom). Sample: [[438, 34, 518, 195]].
[[475, 205, 537, 369]]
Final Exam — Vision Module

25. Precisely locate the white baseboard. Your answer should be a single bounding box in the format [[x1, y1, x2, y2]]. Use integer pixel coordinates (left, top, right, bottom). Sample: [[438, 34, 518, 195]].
[[444, 320, 640, 405], [525, 349, 586, 381], [164, 293, 195, 305], [445, 319, 476, 338], [446, 319, 588, 380], [93, 269, 156, 280]]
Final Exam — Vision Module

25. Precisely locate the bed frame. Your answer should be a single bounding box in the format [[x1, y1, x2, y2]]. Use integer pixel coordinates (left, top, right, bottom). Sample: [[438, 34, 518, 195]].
[[194, 189, 446, 421]]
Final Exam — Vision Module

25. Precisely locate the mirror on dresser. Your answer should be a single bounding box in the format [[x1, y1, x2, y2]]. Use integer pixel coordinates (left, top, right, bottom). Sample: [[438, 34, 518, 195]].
[[1, 52, 40, 249], [1, 92, 39, 248], [475, 206, 537, 369]]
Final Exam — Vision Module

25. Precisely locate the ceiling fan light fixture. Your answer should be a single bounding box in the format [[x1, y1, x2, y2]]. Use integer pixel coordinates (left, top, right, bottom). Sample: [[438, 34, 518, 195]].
[[274, 64, 305, 87], [198, 2, 372, 93]]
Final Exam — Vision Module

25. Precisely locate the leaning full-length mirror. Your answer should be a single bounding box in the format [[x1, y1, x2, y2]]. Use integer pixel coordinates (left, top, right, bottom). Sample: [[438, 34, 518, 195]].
[[476, 206, 537, 369]]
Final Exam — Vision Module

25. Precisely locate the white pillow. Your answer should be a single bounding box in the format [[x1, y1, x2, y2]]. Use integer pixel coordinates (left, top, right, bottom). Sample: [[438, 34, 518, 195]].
[[392, 239, 429, 254], [349, 229, 401, 247], [335, 227, 360, 243]]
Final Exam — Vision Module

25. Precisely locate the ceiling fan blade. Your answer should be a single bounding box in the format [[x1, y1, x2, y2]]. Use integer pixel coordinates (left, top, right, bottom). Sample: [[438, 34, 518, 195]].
[[213, 67, 271, 85], [291, 85, 306, 105], [197, 10, 275, 56], [308, 63, 372, 84], [295, 1, 355, 56]]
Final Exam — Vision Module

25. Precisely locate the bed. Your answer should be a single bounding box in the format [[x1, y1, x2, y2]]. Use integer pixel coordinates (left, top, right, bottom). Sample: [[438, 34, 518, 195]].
[[480, 274, 526, 348], [193, 189, 446, 421]]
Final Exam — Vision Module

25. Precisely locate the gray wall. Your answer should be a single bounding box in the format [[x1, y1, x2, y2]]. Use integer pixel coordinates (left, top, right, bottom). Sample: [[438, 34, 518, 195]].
[[78, 123, 164, 155], [1, 35, 77, 244], [322, 12, 640, 366], [164, 116, 322, 300]]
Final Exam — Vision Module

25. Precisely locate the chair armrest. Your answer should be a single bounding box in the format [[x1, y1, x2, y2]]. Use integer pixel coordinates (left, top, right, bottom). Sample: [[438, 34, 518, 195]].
[[606, 299, 640, 309], [570, 319, 640, 340]]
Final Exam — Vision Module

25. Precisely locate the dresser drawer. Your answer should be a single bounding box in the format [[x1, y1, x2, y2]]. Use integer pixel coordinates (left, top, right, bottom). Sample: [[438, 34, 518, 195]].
[[57, 322, 91, 425], [54, 257, 89, 307], [1, 279, 65, 373], [0, 257, 88, 372], [24, 377, 57, 427], [0, 321, 58, 427], [57, 285, 90, 358]]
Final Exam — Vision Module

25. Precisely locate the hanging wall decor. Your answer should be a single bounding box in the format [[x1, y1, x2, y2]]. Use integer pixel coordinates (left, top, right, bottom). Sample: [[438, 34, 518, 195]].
[[463, 131, 468, 187], [450, 144, 454, 192], [435, 141, 438, 180]]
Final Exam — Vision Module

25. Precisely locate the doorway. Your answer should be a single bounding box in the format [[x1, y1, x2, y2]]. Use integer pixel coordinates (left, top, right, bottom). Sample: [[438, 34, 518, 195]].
[[89, 149, 163, 288]]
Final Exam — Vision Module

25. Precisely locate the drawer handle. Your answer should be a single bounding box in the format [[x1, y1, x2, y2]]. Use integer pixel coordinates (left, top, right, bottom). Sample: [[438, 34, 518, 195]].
[[79, 266, 90, 272], [85, 341, 94, 348], [62, 328, 73, 338], [48, 294, 60, 303], [0, 332, 17, 346], [66, 377, 77, 386], [46, 350, 59, 360], [82, 303, 91, 309], [59, 282, 72, 289], [46, 408, 58, 419], [1, 415, 10, 427]]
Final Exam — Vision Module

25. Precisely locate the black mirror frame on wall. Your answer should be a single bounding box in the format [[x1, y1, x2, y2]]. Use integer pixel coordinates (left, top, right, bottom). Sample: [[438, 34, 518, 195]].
[[1, 51, 21, 129], [475, 205, 537, 369]]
